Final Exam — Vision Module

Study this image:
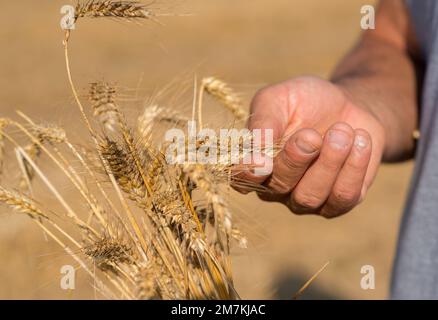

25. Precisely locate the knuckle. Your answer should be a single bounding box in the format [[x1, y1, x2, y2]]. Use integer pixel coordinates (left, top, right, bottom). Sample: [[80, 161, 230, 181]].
[[251, 86, 282, 111], [252, 87, 271, 104], [251, 83, 290, 113], [319, 146, 351, 170], [279, 150, 307, 170], [292, 191, 322, 210], [268, 176, 291, 194], [331, 187, 359, 205], [320, 157, 343, 172], [344, 158, 368, 172]]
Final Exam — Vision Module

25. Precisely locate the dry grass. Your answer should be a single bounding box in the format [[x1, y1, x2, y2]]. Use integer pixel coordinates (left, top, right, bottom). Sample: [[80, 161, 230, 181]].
[[0, 0, 408, 300], [0, 0, 328, 300], [0, 0, 262, 300]]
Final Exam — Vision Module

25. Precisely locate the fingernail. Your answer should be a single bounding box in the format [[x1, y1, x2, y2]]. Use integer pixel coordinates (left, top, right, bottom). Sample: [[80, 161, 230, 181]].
[[354, 135, 368, 149], [328, 130, 350, 149], [296, 138, 318, 154]]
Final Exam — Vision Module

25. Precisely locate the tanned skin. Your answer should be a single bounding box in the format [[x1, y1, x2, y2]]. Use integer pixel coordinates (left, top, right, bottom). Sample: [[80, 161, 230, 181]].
[[238, 0, 421, 218]]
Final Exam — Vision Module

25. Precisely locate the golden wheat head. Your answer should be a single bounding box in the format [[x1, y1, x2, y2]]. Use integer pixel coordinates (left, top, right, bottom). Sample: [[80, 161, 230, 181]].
[[75, 0, 153, 21]]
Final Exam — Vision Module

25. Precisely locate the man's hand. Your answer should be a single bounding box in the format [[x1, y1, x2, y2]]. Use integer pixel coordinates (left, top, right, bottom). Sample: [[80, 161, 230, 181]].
[[239, 76, 385, 218], [236, 0, 420, 218]]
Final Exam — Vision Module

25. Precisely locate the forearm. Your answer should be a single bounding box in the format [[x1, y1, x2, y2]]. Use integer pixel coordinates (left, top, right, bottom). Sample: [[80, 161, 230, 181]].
[[331, 33, 418, 162]]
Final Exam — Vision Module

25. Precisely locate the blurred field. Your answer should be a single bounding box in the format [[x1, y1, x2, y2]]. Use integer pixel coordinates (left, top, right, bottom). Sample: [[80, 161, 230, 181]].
[[0, 0, 413, 299]]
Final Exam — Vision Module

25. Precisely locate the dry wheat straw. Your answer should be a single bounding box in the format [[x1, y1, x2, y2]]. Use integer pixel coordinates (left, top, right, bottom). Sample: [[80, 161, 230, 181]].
[[0, 119, 9, 177], [0, 0, 324, 300], [94, 82, 243, 298]]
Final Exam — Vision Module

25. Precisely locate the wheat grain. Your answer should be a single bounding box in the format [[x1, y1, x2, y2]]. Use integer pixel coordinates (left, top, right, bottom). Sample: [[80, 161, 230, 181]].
[[89, 81, 121, 132], [99, 137, 146, 198], [202, 77, 248, 121], [84, 237, 134, 273], [0, 0, 256, 300], [75, 1, 153, 21], [0, 187, 48, 220], [18, 123, 66, 190], [0, 0, 328, 299]]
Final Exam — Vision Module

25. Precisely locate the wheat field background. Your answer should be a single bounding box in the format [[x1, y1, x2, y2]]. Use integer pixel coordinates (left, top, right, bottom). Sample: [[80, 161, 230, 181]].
[[0, 0, 413, 299]]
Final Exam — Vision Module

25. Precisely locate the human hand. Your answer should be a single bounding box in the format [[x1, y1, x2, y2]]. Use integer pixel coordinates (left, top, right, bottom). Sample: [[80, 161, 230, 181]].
[[237, 76, 385, 218]]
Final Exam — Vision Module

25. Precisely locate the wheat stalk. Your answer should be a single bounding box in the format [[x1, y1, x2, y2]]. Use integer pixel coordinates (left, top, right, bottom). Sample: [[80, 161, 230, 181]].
[[0, 119, 10, 177], [0, 0, 325, 301]]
